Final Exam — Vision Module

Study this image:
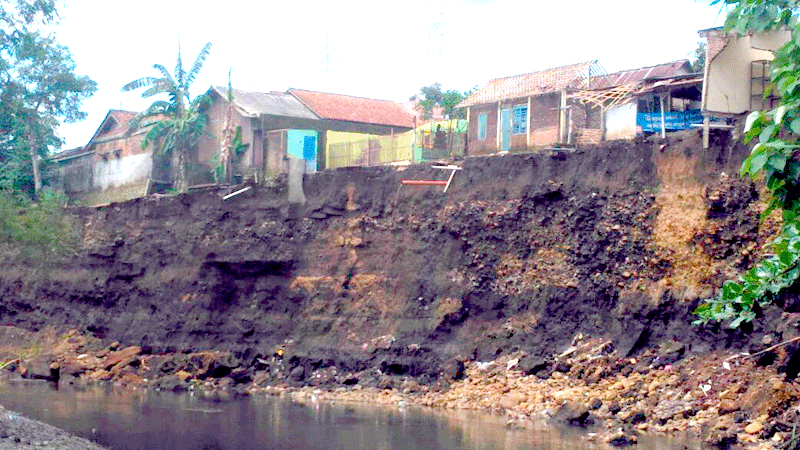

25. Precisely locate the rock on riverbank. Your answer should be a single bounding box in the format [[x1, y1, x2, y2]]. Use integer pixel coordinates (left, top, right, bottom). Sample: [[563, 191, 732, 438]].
[[0, 405, 106, 450]]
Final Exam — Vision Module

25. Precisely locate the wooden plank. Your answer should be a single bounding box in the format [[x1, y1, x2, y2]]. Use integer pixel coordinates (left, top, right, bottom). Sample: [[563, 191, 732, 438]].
[[400, 180, 448, 186]]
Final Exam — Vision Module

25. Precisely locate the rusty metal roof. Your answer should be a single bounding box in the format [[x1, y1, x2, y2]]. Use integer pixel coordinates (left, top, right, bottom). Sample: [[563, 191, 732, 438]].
[[458, 61, 606, 107], [288, 89, 415, 129], [210, 86, 319, 120], [595, 60, 692, 86]]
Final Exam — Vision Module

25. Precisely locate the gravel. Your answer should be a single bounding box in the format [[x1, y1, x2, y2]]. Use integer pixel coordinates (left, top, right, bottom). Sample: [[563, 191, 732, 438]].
[[0, 406, 106, 450]]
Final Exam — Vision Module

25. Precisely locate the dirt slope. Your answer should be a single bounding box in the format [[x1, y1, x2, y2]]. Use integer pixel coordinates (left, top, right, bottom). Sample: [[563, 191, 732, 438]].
[[0, 129, 787, 384]]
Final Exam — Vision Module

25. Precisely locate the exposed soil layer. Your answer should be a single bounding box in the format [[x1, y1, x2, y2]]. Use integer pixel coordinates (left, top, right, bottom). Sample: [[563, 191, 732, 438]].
[[0, 129, 797, 447]]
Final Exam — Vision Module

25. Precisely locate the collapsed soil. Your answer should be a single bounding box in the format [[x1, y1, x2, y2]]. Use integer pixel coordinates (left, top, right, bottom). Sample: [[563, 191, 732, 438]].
[[0, 129, 797, 448]]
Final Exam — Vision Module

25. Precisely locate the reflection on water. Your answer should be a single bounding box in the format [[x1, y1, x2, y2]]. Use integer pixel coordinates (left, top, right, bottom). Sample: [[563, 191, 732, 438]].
[[0, 381, 701, 450]]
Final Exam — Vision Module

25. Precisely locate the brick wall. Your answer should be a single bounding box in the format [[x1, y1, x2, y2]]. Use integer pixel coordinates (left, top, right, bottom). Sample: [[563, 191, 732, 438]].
[[466, 92, 575, 153], [467, 103, 497, 155], [530, 94, 560, 135]]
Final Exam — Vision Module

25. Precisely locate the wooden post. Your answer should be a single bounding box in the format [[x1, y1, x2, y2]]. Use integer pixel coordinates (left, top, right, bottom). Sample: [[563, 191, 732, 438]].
[[703, 116, 710, 149], [567, 106, 573, 145], [600, 107, 606, 142], [559, 91, 567, 144], [660, 96, 666, 139], [496, 102, 501, 152], [464, 106, 468, 156], [527, 96, 532, 149]]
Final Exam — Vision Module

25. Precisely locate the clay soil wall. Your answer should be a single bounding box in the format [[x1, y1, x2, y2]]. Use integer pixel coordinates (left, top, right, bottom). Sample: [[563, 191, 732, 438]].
[[0, 129, 774, 379]]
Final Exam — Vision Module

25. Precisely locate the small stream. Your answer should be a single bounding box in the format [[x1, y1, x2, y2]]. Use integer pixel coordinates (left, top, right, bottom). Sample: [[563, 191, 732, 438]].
[[0, 380, 702, 450]]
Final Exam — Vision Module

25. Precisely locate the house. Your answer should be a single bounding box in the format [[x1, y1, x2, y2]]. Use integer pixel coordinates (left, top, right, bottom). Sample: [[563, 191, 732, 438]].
[[457, 61, 608, 154], [201, 87, 414, 177], [698, 27, 791, 147], [700, 27, 790, 117], [53, 109, 160, 204], [200, 87, 322, 180], [569, 60, 703, 141]]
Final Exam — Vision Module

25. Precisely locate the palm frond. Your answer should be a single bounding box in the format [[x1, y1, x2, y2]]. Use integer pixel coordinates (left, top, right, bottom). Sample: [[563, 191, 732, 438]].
[[186, 42, 212, 88], [121, 77, 159, 92], [142, 100, 171, 115], [143, 120, 173, 152], [189, 94, 212, 113], [141, 81, 173, 99], [152, 64, 175, 87], [174, 41, 186, 91], [226, 68, 234, 103]]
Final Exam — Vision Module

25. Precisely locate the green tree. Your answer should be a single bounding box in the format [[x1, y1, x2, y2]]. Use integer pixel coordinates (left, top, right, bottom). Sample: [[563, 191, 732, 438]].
[[695, 1, 800, 327], [122, 42, 213, 193], [414, 83, 471, 120], [689, 41, 707, 73], [0, 2, 96, 197]]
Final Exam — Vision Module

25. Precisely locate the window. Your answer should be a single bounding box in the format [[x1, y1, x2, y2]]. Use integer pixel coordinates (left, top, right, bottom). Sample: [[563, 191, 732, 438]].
[[477, 113, 487, 140], [512, 105, 527, 135]]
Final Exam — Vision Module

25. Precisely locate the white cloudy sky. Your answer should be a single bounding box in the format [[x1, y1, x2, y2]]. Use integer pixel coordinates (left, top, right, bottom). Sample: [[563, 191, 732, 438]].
[[52, 0, 727, 149]]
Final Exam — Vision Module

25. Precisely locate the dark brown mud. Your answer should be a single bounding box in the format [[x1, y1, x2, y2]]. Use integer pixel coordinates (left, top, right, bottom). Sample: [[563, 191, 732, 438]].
[[0, 129, 785, 392]]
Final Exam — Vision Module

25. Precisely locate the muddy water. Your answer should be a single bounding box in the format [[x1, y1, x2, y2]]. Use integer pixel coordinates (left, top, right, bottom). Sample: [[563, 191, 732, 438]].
[[0, 381, 700, 450]]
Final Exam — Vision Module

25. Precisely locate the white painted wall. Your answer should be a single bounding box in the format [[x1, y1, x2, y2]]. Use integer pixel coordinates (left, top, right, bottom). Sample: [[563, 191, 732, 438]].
[[93, 152, 152, 190], [604, 102, 638, 141], [704, 30, 789, 115]]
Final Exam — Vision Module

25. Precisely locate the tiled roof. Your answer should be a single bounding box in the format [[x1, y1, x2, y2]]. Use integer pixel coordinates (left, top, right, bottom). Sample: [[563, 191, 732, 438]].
[[288, 89, 415, 129], [459, 61, 602, 107], [52, 146, 91, 162], [210, 87, 319, 120], [86, 109, 138, 144], [595, 60, 691, 87]]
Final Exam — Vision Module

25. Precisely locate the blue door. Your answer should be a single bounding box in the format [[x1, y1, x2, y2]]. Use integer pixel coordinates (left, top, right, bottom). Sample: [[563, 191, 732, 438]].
[[302, 135, 317, 173], [500, 108, 511, 152]]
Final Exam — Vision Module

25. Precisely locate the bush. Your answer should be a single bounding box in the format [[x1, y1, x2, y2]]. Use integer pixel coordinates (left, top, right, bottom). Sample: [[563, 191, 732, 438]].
[[0, 189, 81, 265]]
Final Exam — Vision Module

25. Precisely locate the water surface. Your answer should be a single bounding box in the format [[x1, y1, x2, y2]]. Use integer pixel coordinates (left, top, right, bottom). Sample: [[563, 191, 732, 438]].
[[0, 381, 701, 450]]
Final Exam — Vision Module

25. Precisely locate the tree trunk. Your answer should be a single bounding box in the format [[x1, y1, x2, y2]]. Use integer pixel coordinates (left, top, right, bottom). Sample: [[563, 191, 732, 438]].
[[176, 148, 188, 193], [24, 119, 42, 196]]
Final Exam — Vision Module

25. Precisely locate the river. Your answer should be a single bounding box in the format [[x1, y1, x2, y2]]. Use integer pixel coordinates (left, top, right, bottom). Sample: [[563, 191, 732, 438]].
[[0, 380, 702, 450]]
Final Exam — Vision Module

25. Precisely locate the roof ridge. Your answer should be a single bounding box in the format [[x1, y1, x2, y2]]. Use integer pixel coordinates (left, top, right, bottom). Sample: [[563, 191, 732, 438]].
[[288, 88, 403, 104], [213, 85, 290, 96], [487, 60, 597, 82]]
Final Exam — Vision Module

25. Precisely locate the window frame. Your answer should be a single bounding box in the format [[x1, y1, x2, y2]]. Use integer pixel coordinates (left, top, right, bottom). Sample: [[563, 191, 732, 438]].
[[512, 105, 528, 135], [477, 113, 488, 140]]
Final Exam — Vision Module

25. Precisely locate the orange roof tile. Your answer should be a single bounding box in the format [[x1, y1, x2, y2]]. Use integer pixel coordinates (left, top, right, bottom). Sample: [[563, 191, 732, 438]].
[[288, 89, 415, 129], [88, 109, 138, 144]]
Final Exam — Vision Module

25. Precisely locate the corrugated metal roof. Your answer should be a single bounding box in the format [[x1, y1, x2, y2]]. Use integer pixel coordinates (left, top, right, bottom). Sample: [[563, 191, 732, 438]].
[[458, 61, 603, 107], [211, 86, 319, 120], [596, 60, 692, 86], [288, 89, 415, 129]]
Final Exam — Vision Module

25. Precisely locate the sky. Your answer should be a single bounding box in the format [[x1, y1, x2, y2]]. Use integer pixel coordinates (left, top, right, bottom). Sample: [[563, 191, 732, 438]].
[[51, 0, 727, 150]]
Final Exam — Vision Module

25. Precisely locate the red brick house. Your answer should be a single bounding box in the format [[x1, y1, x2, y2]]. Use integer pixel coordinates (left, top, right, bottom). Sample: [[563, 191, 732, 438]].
[[458, 61, 607, 154]]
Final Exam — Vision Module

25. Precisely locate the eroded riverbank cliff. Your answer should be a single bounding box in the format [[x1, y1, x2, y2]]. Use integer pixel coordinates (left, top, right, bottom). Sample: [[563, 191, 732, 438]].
[[1, 129, 797, 447]]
